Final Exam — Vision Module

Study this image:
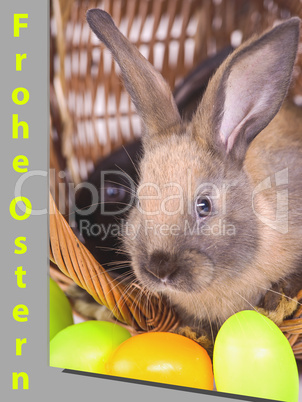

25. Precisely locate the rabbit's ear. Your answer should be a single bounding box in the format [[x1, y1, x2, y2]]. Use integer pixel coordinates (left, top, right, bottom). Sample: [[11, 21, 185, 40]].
[[194, 18, 300, 163], [86, 9, 181, 137]]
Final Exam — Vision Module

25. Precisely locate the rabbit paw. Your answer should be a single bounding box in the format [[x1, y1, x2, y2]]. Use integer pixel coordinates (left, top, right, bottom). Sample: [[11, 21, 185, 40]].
[[256, 293, 298, 326]]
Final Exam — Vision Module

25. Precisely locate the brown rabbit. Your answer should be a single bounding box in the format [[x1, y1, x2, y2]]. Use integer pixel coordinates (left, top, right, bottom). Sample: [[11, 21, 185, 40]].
[[86, 10, 302, 340]]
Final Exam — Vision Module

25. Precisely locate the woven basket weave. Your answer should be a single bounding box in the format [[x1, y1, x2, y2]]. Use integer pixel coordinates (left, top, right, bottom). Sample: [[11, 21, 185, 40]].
[[49, 0, 302, 357]]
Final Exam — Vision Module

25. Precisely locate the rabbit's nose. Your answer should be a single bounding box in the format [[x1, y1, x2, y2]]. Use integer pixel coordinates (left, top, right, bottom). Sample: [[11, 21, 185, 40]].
[[146, 250, 178, 281]]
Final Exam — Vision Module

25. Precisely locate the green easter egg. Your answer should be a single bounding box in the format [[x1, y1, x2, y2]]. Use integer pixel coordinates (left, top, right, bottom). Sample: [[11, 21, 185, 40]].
[[49, 277, 74, 340], [213, 310, 299, 402], [50, 321, 131, 374]]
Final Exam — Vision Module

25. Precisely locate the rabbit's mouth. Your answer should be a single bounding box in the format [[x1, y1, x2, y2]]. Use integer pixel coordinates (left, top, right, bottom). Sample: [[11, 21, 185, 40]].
[[134, 248, 215, 294]]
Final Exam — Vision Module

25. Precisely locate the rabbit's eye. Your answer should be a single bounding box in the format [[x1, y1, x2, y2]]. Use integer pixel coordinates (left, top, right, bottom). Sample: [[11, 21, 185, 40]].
[[195, 196, 212, 218], [104, 183, 126, 203]]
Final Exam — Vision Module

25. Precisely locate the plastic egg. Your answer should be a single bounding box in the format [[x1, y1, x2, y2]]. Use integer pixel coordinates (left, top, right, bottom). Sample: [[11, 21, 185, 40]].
[[105, 332, 213, 390], [50, 321, 131, 374], [213, 310, 299, 401], [49, 277, 73, 340]]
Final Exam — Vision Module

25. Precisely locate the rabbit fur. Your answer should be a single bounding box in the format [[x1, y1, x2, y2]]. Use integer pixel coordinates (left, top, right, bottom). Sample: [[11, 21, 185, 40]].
[[86, 9, 302, 338]]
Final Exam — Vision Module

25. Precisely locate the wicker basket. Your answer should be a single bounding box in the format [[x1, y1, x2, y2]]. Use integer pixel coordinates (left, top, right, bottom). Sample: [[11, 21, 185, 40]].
[[49, 0, 302, 358]]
